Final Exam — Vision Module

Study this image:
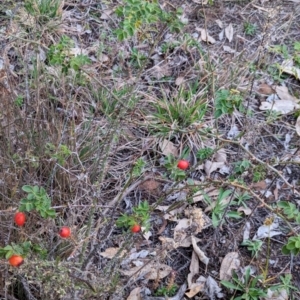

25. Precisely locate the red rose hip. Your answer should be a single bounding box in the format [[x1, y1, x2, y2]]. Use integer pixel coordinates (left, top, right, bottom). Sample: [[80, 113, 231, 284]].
[[14, 212, 26, 226], [9, 255, 24, 267], [59, 226, 71, 238], [177, 160, 189, 170], [131, 224, 141, 233]]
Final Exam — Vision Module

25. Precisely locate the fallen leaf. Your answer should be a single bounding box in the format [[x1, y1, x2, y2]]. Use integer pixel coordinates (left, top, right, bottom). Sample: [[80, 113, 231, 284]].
[[121, 260, 172, 280], [251, 180, 267, 190], [159, 139, 178, 156], [173, 218, 190, 246], [204, 160, 225, 176], [253, 218, 282, 240], [157, 217, 168, 235], [184, 207, 205, 234], [243, 222, 251, 242], [185, 281, 205, 298], [263, 288, 288, 300], [205, 276, 224, 299], [259, 100, 300, 114], [175, 76, 185, 86], [156, 204, 185, 221], [69, 47, 88, 56], [100, 9, 113, 20], [187, 251, 199, 288], [159, 235, 201, 250], [139, 179, 161, 195], [100, 247, 127, 259], [186, 275, 206, 298], [99, 53, 109, 63], [215, 19, 223, 28], [223, 46, 236, 53], [197, 28, 216, 44], [214, 148, 227, 162], [257, 83, 274, 95], [142, 227, 152, 240], [219, 252, 240, 281], [219, 29, 224, 41], [296, 116, 300, 136], [191, 236, 209, 265], [280, 60, 300, 79], [225, 23, 234, 42], [151, 64, 171, 80], [127, 287, 142, 300], [275, 85, 299, 103], [238, 206, 252, 215], [227, 125, 240, 139]]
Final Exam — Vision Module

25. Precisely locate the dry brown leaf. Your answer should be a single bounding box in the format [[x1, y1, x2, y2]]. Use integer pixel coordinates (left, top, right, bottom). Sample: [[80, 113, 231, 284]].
[[191, 236, 209, 265], [157, 217, 168, 235], [173, 218, 190, 246], [197, 28, 216, 44], [204, 160, 225, 177], [263, 288, 288, 300], [159, 139, 178, 156], [184, 207, 205, 234], [159, 235, 201, 250], [219, 252, 240, 281], [159, 236, 177, 250], [186, 254, 206, 298], [259, 100, 300, 114], [187, 251, 199, 288], [121, 261, 172, 280], [257, 83, 274, 95], [151, 64, 172, 80], [296, 116, 300, 136], [251, 180, 267, 190], [156, 205, 185, 221], [99, 53, 110, 63], [280, 60, 300, 79], [69, 48, 89, 56], [100, 247, 127, 259], [275, 85, 299, 102], [225, 23, 234, 42], [214, 148, 227, 162], [127, 287, 142, 300], [238, 206, 252, 215], [185, 283, 205, 298], [223, 46, 235, 53], [215, 19, 223, 28], [139, 179, 161, 194], [175, 76, 185, 86], [100, 9, 114, 20]]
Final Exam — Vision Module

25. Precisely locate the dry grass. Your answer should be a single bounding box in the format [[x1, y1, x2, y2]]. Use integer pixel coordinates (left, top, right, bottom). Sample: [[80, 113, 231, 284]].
[[0, 0, 300, 299]]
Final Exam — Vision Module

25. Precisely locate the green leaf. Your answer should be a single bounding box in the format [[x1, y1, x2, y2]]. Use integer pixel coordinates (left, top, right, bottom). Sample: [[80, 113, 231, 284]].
[[6, 250, 13, 259], [221, 280, 243, 291], [46, 209, 56, 218], [33, 185, 39, 193], [282, 245, 290, 255], [227, 211, 242, 219], [22, 185, 33, 193]]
